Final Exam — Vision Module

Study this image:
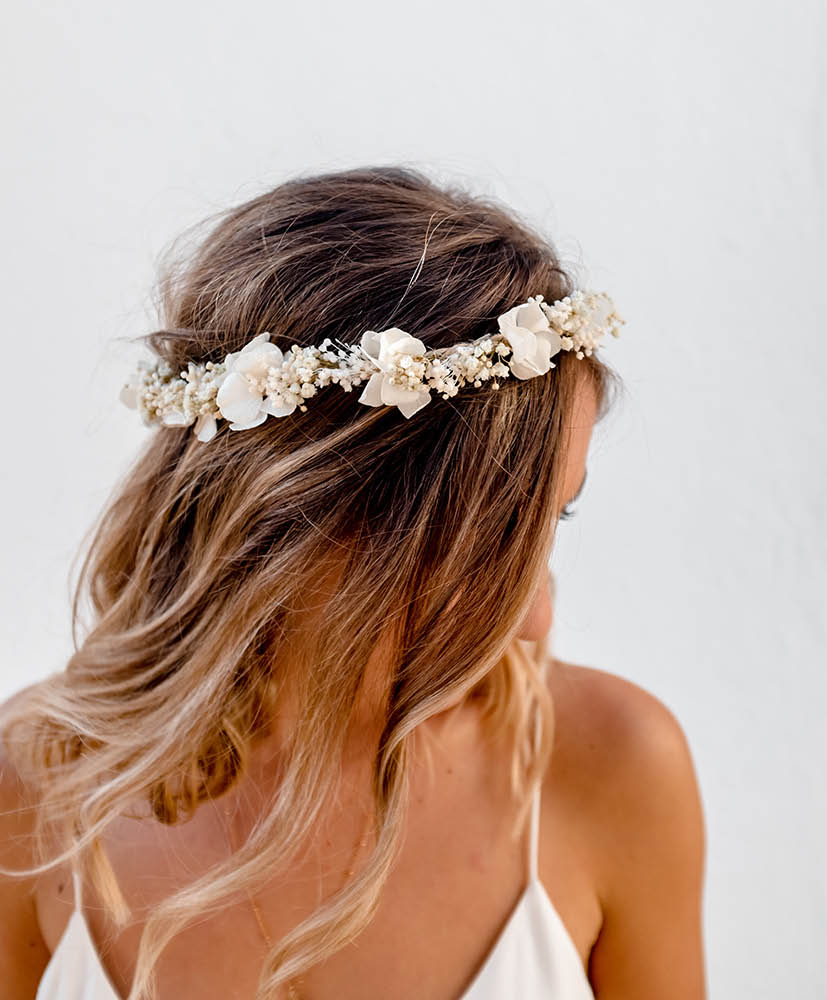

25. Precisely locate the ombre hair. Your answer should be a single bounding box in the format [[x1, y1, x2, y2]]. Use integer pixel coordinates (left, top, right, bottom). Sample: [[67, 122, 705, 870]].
[[1, 165, 615, 999]]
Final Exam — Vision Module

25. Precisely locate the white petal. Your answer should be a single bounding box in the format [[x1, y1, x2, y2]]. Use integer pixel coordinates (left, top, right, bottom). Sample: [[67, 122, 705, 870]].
[[233, 342, 283, 378], [497, 305, 524, 334], [228, 410, 268, 431], [360, 330, 382, 361], [500, 324, 537, 364], [216, 371, 264, 425], [161, 408, 191, 426], [262, 394, 296, 418], [530, 338, 553, 375], [392, 334, 427, 356], [508, 357, 543, 380], [119, 384, 138, 408], [538, 329, 562, 359], [514, 301, 551, 334], [194, 413, 217, 442], [377, 328, 425, 368], [358, 372, 386, 407], [237, 332, 272, 355], [376, 328, 410, 344], [380, 379, 426, 408], [222, 333, 271, 373], [396, 391, 431, 418]]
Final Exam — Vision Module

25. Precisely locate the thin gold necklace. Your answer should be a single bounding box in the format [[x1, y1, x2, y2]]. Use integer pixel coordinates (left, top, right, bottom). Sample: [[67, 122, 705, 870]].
[[221, 796, 372, 1000]]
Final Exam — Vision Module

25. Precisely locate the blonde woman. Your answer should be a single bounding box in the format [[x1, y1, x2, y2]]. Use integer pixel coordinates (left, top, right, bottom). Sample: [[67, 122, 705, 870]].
[[0, 166, 706, 999]]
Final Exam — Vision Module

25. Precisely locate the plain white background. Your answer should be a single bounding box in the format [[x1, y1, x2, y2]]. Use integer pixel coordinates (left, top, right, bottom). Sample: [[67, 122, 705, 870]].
[[2, 1, 825, 996]]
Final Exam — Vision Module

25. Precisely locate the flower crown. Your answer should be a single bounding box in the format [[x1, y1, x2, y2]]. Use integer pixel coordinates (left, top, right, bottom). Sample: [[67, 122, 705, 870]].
[[120, 289, 624, 442]]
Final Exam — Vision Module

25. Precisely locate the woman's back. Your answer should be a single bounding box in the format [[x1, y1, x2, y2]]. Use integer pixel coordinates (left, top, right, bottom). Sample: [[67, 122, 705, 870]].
[[19, 661, 615, 1000], [4, 659, 704, 999]]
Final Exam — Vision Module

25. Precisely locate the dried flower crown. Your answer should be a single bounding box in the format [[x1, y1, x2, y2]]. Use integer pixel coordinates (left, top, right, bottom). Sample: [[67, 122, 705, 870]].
[[120, 289, 624, 442]]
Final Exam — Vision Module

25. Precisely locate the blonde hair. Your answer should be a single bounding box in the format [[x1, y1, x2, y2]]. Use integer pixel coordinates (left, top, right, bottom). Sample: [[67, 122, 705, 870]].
[[1, 165, 614, 999]]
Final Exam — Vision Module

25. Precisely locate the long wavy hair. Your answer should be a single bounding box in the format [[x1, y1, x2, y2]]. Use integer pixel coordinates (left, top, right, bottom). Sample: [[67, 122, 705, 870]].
[[1, 165, 615, 999]]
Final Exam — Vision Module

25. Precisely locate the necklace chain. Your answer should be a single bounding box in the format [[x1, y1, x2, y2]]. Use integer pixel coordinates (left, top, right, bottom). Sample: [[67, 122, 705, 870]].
[[220, 794, 372, 1000]]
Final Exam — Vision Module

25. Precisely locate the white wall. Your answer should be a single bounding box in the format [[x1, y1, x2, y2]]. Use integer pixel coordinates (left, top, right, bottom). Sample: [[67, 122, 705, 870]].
[[2, 1, 824, 995]]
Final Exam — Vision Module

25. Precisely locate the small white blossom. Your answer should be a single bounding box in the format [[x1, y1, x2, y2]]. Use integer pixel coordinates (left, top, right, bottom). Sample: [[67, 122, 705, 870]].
[[497, 297, 562, 379], [215, 332, 284, 429], [357, 327, 432, 419]]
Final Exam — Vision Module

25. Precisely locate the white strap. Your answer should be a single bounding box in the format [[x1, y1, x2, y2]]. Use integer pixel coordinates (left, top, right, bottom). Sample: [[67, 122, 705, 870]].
[[71, 861, 84, 912], [527, 653, 551, 881], [528, 778, 541, 881]]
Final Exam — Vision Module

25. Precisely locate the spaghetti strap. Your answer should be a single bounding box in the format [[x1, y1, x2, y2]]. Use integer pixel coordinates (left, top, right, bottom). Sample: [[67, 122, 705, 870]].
[[528, 780, 541, 881], [527, 651, 550, 883], [70, 860, 83, 913]]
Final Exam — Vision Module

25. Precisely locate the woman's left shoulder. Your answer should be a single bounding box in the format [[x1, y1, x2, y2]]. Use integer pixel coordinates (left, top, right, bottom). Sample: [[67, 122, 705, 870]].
[[546, 660, 708, 996], [548, 659, 700, 793], [547, 658, 706, 905]]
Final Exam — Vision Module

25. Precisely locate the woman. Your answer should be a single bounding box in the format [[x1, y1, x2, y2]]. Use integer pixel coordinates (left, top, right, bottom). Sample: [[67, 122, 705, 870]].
[[0, 165, 706, 999]]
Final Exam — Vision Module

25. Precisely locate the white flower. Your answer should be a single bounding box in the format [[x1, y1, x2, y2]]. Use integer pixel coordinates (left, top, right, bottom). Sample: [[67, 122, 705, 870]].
[[496, 298, 562, 379], [215, 332, 286, 430], [193, 413, 218, 442], [357, 327, 432, 419], [119, 383, 138, 409]]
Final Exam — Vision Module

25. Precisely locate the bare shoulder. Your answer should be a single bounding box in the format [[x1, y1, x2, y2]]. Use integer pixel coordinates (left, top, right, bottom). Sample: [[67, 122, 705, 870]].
[[547, 658, 705, 853], [0, 688, 53, 994], [548, 659, 700, 787], [547, 660, 707, 997]]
